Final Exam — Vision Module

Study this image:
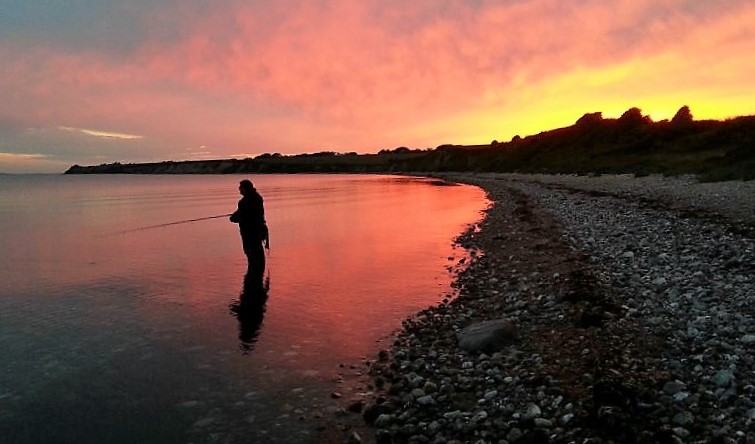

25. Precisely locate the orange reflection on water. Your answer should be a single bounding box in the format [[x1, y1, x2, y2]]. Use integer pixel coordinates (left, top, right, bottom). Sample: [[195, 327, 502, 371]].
[[247, 176, 487, 363], [1, 174, 487, 374], [0, 174, 488, 442]]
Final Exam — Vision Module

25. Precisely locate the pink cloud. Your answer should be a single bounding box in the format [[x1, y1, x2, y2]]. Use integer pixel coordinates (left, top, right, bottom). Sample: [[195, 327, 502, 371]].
[[136, 0, 755, 119], [1, 0, 754, 170]]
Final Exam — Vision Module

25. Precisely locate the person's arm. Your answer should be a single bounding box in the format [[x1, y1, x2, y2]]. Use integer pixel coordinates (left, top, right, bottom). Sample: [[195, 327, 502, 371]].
[[230, 201, 242, 223]]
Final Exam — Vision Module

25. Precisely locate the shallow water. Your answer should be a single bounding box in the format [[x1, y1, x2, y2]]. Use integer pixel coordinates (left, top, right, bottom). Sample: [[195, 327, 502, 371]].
[[0, 174, 487, 443]]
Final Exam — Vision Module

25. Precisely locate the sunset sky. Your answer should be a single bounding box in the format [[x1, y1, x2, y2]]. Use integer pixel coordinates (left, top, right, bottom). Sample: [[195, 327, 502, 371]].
[[1, 0, 754, 173]]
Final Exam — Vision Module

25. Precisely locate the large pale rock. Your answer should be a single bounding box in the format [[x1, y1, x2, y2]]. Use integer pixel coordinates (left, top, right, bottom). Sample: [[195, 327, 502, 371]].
[[456, 319, 518, 352]]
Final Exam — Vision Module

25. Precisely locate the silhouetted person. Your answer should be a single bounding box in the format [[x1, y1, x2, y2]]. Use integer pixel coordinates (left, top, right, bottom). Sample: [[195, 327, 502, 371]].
[[229, 272, 270, 354], [230, 179, 269, 283]]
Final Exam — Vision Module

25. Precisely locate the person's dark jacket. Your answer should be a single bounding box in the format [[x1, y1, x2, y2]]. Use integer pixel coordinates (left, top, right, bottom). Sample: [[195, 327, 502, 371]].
[[230, 190, 268, 246]]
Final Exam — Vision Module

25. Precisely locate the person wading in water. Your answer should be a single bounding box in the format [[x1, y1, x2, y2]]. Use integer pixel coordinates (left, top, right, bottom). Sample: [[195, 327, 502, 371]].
[[230, 179, 269, 284]]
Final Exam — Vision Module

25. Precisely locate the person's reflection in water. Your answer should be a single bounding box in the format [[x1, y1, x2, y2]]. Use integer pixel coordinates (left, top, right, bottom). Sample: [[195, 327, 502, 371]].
[[229, 272, 270, 354]]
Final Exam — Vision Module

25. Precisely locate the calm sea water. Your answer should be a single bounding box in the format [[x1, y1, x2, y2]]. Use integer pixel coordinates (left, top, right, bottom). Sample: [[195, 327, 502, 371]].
[[0, 174, 487, 443]]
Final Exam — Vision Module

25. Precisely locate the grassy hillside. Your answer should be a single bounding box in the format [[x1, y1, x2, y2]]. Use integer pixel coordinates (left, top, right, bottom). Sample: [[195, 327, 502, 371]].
[[66, 107, 755, 181]]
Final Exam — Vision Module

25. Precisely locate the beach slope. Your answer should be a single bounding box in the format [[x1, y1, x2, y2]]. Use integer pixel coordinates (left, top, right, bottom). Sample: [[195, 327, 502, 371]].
[[361, 173, 755, 443]]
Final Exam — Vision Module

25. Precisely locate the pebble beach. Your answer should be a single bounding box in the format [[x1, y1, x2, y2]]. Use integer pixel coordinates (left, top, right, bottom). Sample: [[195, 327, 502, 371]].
[[354, 173, 755, 444]]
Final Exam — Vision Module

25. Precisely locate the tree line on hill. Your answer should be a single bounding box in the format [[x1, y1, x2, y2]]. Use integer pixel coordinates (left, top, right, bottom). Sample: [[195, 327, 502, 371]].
[[66, 106, 755, 181]]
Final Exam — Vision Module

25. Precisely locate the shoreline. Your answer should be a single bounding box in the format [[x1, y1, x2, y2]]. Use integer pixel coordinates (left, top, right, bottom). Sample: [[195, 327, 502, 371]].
[[338, 173, 755, 443]]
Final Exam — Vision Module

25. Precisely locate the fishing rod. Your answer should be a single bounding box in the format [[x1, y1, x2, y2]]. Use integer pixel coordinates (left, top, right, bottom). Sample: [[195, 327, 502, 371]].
[[115, 213, 232, 234]]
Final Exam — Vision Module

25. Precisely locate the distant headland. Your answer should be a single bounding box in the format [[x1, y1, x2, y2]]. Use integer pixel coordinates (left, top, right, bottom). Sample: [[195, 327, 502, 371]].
[[66, 107, 755, 181]]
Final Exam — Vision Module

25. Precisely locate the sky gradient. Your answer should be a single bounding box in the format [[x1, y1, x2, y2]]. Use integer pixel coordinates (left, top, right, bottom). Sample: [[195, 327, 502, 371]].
[[1, 0, 754, 173]]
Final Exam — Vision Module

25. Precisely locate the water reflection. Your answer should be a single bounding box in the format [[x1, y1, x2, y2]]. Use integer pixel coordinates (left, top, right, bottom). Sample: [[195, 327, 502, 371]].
[[0, 174, 489, 444], [229, 273, 270, 354]]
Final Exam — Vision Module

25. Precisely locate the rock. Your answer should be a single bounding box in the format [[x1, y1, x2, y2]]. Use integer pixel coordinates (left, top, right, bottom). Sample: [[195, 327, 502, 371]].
[[484, 390, 498, 400], [522, 404, 542, 420], [399, 423, 417, 436], [428, 421, 441, 434], [552, 395, 563, 408], [507, 427, 523, 442], [443, 410, 464, 420], [741, 334, 755, 344], [673, 427, 690, 438], [363, 403, 395, 425], [416, 395, 435, 406], [410, 388, 426, 399], [472, 410, 488, 423], [712, 369, 734, 388], [663, 380, 685, 395], [374, 414, 394, 428], [673, 391, 690, 403], [456, 319, 518, 352], [423, 381, 438, 393], [561, 413, 575, 425], [653, 277, 668, 286], [673, 411, 694, 426], [533, 418, 553, 428]]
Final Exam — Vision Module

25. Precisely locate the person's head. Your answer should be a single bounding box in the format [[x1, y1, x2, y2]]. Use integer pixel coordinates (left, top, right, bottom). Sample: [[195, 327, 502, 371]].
[[239, 179, 254, 196]]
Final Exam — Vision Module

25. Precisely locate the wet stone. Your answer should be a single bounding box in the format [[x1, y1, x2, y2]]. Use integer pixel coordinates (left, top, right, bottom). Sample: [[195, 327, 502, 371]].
[[417, 395, 436, 406], [663, 380, 685, 395], [456, 320, 518, 353], [713, 369, 734, 388], [673, 411, 695, 426], [523, 404, 542, 420]]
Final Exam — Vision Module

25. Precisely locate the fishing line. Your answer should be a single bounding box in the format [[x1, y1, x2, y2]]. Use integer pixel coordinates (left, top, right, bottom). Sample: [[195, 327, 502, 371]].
[[112, 213, 232, 235]]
